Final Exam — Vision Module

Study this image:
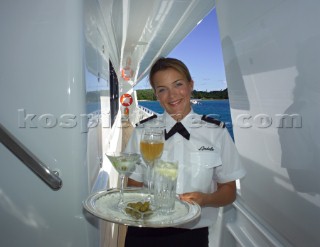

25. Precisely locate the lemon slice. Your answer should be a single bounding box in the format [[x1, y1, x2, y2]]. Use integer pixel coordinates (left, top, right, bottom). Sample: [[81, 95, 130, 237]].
[[156, 168, 178, 180]]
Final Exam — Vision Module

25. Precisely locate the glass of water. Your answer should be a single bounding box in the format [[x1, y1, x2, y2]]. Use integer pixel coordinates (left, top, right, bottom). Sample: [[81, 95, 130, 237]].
[[153, 159, 178, 214]]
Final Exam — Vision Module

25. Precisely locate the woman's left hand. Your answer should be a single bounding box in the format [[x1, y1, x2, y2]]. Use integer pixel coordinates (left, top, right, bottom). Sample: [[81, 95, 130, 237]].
[[178, 181, 237, 207], [179, 192, 208, 206]]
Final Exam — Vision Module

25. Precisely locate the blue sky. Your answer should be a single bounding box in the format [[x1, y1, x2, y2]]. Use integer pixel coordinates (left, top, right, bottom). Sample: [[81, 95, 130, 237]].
[[135, 8, 227, 91]]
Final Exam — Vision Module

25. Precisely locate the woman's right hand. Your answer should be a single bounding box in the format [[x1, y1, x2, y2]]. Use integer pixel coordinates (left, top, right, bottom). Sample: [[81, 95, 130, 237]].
[[127, 178, 144, 187]]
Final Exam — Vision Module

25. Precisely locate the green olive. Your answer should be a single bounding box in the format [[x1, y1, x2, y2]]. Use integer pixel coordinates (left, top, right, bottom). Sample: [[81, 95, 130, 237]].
[[125, 201, 152, 219]]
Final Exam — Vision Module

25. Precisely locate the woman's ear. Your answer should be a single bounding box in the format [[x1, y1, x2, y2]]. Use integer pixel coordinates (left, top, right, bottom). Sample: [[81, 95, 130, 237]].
[[154, 90, 159, 100], [190, 80, 194, 91]]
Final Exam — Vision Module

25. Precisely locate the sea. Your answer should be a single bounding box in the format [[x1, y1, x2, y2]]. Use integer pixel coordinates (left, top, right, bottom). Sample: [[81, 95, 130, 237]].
[[86, 99, 234, 139], [138, 100, 234, 139]]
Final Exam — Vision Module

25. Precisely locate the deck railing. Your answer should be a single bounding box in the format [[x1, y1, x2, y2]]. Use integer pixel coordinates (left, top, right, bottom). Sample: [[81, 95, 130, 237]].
[[129, 105, 157, 125], [0, 123, 63, 190]]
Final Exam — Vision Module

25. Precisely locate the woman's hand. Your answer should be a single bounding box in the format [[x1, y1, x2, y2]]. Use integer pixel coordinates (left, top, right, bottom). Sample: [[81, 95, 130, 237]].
[[179, 192, 208, 206], [127, 178, 144, 187], [179, 181, 237, 207]]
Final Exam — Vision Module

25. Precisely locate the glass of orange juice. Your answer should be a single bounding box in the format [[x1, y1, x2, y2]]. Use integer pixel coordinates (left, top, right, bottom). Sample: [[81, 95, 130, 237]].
[[140, 127, 164, 202]]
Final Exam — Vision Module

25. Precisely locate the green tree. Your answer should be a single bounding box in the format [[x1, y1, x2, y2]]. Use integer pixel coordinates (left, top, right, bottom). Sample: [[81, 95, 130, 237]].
[[136, 88, 228, 101]]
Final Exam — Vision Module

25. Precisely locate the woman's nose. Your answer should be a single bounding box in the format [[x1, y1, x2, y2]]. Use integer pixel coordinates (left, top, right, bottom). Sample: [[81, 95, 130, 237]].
[[167, 87, 177, 98]]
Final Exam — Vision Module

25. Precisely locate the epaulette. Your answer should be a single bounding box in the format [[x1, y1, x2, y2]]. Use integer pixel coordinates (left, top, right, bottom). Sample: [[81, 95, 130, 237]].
[[135, 114, 157, 126], [201, 115, 225, 128]]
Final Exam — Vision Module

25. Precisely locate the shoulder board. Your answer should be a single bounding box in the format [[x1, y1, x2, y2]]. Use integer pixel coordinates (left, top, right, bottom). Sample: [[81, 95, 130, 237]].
[[135, 114, 157, 126], [201, 115, 225, 128]]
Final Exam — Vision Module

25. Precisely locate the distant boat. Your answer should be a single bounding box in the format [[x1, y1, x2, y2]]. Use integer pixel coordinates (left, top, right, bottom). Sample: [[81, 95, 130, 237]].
[[190, 99, 199, 104]]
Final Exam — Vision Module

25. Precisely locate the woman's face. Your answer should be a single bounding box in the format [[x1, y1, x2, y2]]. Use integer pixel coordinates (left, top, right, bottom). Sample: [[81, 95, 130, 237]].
[[153, 68, 193, 121]]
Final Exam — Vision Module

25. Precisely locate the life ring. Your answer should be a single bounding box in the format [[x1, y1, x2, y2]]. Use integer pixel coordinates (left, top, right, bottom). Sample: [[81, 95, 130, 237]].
[[121, 67, 133, 81], [120, 94, 133, 106]]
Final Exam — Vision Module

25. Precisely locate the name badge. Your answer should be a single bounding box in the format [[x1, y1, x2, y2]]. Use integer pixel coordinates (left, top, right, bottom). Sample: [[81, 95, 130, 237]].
[[198, 146, 214, 151]]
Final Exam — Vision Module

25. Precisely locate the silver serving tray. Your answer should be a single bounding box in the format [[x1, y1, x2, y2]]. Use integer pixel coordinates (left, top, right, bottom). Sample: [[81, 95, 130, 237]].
[[83, 188, 201, 228]]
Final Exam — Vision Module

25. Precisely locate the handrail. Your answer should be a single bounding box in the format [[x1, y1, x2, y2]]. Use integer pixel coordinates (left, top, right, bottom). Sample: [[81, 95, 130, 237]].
[[138, 105, 157, 116], [0, 123, 62, 190]]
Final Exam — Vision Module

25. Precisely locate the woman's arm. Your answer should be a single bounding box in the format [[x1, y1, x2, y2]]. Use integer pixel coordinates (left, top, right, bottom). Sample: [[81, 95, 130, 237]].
[[179, 181, 236, 207]]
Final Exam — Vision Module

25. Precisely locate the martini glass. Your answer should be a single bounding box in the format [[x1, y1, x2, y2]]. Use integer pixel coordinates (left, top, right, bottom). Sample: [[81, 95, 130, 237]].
[[140, 128, 164, 202], [105, 152, 140, 209]]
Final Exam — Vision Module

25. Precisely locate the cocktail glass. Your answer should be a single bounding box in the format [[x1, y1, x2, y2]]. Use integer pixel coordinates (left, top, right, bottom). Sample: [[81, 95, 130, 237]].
[[105, 152, 140, 209]]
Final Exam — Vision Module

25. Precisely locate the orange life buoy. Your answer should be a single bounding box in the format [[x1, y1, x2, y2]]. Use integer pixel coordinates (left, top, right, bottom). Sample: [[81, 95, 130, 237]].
[[120, 94, 133, 106], [121, 67, 133, 81]]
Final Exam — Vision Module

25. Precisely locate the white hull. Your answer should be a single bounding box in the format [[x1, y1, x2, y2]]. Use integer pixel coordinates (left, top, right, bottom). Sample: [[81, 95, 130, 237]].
[[215, 1, 320, 246]]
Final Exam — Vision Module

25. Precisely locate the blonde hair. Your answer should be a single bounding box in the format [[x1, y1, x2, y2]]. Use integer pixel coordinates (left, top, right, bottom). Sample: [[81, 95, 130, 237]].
[[149, 57, 192, 89]]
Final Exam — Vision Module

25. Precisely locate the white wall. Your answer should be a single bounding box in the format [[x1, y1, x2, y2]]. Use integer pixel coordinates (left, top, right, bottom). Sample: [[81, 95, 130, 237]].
[[217, 0, 320, 246], [0, 0, 109, 246]]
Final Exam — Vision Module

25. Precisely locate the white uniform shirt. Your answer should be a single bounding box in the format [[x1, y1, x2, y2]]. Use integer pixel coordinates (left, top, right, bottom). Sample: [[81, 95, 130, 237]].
[[125, 109, 246, 229]]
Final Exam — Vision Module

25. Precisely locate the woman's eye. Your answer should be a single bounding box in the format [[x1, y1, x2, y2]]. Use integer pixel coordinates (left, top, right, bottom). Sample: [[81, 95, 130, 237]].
[[175, 81, 184, 87], [157, 88, 166, 94]]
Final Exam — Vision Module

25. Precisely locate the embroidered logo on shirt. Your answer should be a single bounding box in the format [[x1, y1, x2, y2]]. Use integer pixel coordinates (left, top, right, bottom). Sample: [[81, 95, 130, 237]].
[[198, 146, 214, 151]]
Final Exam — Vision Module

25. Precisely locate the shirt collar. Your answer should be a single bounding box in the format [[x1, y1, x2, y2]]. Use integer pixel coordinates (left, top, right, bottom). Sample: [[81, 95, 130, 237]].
[[163, 109, 195, 131]]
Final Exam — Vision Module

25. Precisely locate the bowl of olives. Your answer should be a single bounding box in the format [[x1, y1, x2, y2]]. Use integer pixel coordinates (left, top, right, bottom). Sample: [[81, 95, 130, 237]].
[[123, 201, 153, 219]]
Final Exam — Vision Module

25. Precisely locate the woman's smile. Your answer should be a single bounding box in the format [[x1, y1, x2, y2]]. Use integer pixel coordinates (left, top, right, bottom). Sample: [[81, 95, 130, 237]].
[[153, 68, 193, 121]]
